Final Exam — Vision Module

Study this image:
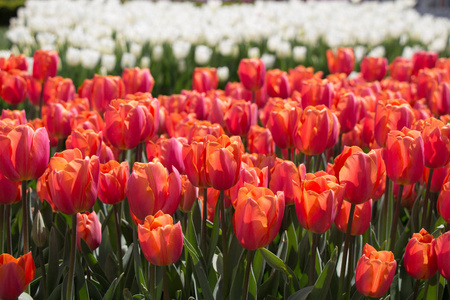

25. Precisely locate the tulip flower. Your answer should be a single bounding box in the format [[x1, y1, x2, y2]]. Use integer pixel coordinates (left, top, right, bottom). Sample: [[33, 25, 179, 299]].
[[0, 124, 50, 182], [404, 229, 437, 280], [269, 159, 301, 206], [360, 56, 388, 82], [147, 137, 186, 174], [326, 47, 355, 75], [233, 185, 284, 250], [227, 163, 268, 208], [266, 69, 291, 99], [335, 92, 358, 134], [182, 138, 210, 189], [289, 65, 322, 93], [98, 160, 129, 205], [300, 77, 334, 108], [429, 82, 450, 117], [294, 172, 345, 234], [32, 50, 58, 82], [0, 171, 21, 204], [355, 244, 397, 298], [238, 58, 266, 91], [138, 210, 183, 266], [266, 100, 302, 151], [418, 118, 450, 169], [0, 109, 27, 125], [0, 252, 36, 300], [411, 50, 438, 76], [89, 74, 126, 113], [225, 82, 252, 102], [224, 100, 257, 136], [437, 181, 450, 222], [389, 57, 412, 82], [434, 230, 450, 280], [247, 125, 275, 155], [43, 76, 75, 104], [335, 199, 372, 235], [46, 148, 100, 215], [0, 72, 27, 105], [192, 67, 218, 93], [187, 120, 224, 143], [44, 101, 77, 140], [127, 161, 181, 221], [179, 175, 199, 213], [1, 54, 28, 72], [66, 128, 103, 158], [393, 182, 416, 210], [122, 67, 155, 95], [77, 211, 102, 251]]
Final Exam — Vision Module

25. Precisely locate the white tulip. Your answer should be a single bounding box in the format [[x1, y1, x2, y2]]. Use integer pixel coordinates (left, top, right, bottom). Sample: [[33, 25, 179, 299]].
[[293, 46, 307, 63], [217, 66, 229, 82], [121, 52, 137, 69], [66, 47, 81, 66], [195, 45, 212, 66], [140, 56, 151, 69], [152, 45, 164, 62], [248, 47, 260, 59], [80, 48, 100, 70], [261, 53, 276, 69], [172, 41, 191, 60], [101, 54, 116, 72]]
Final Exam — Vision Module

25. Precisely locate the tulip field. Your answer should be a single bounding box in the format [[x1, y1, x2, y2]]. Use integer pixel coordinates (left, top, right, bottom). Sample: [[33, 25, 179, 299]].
[[1, 1, 450, 300]]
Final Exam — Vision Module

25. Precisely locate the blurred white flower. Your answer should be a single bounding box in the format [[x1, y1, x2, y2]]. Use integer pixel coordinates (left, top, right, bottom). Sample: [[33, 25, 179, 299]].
[[367, 45, 385, 58], [0, 50, 11, 58], [248, 47, 260, 59], [261, 53, 276, 69], [99, 66, 108, 76], [121, 52, 137, 69], [267, 35, 281, 53], [80, 48, 100, 70], [140, 56, 151, 69], [152, 45, 164, 62], [195, 45, 212, 65], [354, 45, 366, 62], [173, 41, 191, 60], [293, 46, 307, 62], [276, 41, 291, 59], [219, 39, 234, 57], [66, 47, 81, 66], [178, 60, 186, 73], [217, 66, 229, 82], [130, 42, 143, 58], [101, 54, 116, 72]]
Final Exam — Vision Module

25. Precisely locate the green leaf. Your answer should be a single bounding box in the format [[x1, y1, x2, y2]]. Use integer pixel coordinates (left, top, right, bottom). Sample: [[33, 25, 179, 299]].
[[79, 240, 110, 289], [308, 246, 338, 299], [47, 283, 62, 300], [259, 247, 300, 289], [47, 227, 61, 294], [287, 286, 314, 300], [102, 275, 123, 300], [207, 201, 221, 269], [86, 280, 103, 300], [229, 250, 246, 300], [78, 281, 90, 300], [248, 265, 257, 300], [390, 274, 399, 300]]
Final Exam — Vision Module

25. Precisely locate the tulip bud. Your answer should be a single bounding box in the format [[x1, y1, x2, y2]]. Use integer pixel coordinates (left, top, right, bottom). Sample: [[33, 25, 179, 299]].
[[404, 229, 437, 280], [77, 211, 102, 251], [32, 211, 48, 248]]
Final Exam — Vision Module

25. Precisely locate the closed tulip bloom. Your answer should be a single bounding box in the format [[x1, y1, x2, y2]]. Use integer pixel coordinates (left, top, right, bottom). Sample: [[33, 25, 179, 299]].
[[233, 185, 284, 250], [326, 48, 355, 75], [335, 199, 372, 235], [146, 137, 186, 174], [411, 51, 438, 76], [206, 135, 242, 190], [393, 182, 417, 210], [138, 211, 183, 266], [434, 230, 450, 280], [71, 110, 104, 132], [66, 128, 103, 158], [0, 71, 27, 105], [98, 160, 129, 205], [44, 102, 76, 140], [77, 211, 102, 251], [238, 58, 266, 91], [389, 57, 412, 82], [430, 82, 450, 116], [179, 175, 198, 213], [247, 125, 275, 155], [335, 92, 358, 133], [90, 75, 125, 113], [187, 120, 224, 143], [225, 82, 252, 102], [300, 77, 334, 108], [269, 159, 300, 206], [361, 56, 388, 82], [104, 99, 145, 150], [182, 139, 210, 188], [333, 146, 378, 204], [0, 252, 36, 300], [228, 163, 268, 208], [122, 67, 154, 95], [0, 125, 50, 181], [266, 69, 291, 99], [192, 67, 218, 93], [437, 181, 450, 222], [2, 54, 28, 72], [0, 171, 21, 204], [43, 76, 75, 104], [419, 118, 450, 169], [127, 161, 181, 221], [46, 148, 100, 214], [224, 100, 257, 136], [0, 109, 27, 125], [294, 172, 345, 233], [32, 49, 58, 82], [404, 229, 437, 280], [355, 244, 397, 298], [266, 100, 302, 150], [386, 128, 424, 185], [136, 97, 160, 142], [374, 99, 415, 147], [289, 65, 322, 93]]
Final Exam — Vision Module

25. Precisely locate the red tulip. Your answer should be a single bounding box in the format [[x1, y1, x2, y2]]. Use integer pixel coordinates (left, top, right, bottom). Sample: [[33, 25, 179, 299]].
[[419, 118, 450, 169], [224, 100, 257, 136], [187, 120, 224, 143], [44, 101, 77, 140], [411, 50, 438, 76], [1, 54, 28, 72], [266, 69, 290, 99], [434, 230, 450, 280], [289, 65, 322, 93], [355, 244, 397, 298], [326, 48, 355, 75], [0, 252, 36, 300], [66, 128, 103, 158], [266, 100, 302, 150], [98, 160, 129, 205], [179, 175, 198, 213], [360, 56, 388, 82], [0, 125, 50, 181], [122, 67, 155, 95], [389, 57, 412, 82], [430, 82, 450, 116], [404, 229, 437, 280], [228, 163, 268, 208], [335, 199, 372, 235], [43, 76, 75, 104], [90, 75, 125, 113], [146, 137, 186, 174], [335, 92, 358, 133], [192, 67, 218, 93], [238, 58, 266, 91], [127, 161, 181, 221], [300, 77, 334, 108], [269, 159, 301, 206], [247, 125, 275, 155], [225, 82, 252, 102], [0, 71, 27, 105], [77, 211, 102, 251], [233, 185, 284, 250], [0, 171, 21, 204], [0, 109, 27, 125], [294, 172, 345, 233], [393, 182, 417, 210], [182, 138, 210, 189], [32, 49, 58, 82]]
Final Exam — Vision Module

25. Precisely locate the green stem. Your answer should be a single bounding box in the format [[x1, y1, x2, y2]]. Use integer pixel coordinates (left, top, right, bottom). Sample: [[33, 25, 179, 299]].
[[305, 155, 312, 173], [57, 138, 65, 152], [345, 236, 355, 299], [39, 246, 47, 300], [22, 180, 29, 254], [421, 168, 434, 230], [163, 265, 169, 300], [113, 203, 123, 275], [6, 204, 11, 254], [293, 148, 298, 165], [309, 233, 319, 286], [201, 188, 208, 258], [412, 279, 420, 300], [337, 203, 356, 300], [242, 250, 254, 300], [121, 149, 127, 163], [380, 177, 390, 243], [315, 154, 321, 172], [150, 263, 156, 300], [134, 142, 143, 163], [220, 189, 229, 297], [389, 184, 404, 252], [66, 214, 77, 300]]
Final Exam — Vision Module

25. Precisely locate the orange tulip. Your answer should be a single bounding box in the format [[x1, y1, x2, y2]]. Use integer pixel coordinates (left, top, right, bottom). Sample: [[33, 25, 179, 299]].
[[192, 67, 218, 93], [404, 229, 437, 280], [326, 48, 355, 75], [386, 128, 424, 185], [247, 125, 275, 155], [98, 160, 129, 205], [182, 138, 210, 188], [238, 58, 266, 91], [355, 244, 397, 298], [178, 175, 198, 213], [122, 67, 155, 95], [187, 120, 224, 143], [411, 50, 438, 76], [66, 128, 103, 158], [266, 100, 302, 150], [228, 163, 268, 208], [418, 118, 450, 169], [335, 92, 358, 134], [46, 148, 100, 215], [269, 159, 301, 206], [138, 211, 183, 266], [430, 82, 450, 116], [77, 211, 102, 251], [224, 100, 257, 136], [335, 199, 372, 235], [289, 65, 322, 93], [0, 109, 27, 125], [294, 172, 345, 233], [266, 69, 290, 99], [205, 135, 242, 190], [43, 76, 75, 104], [360, 56, 388, 82], [71, 110, 104, 133], [0, 124, 50, 181], [0, 71, 27, 105], [434, 230, 450, 280], [0, 252, 36, 300], [90, 74, 125, 113], [32, 49, 58, 82], [0, 171, 21, 204], [44, 101, 76, 140], [300, 77, 334, 108], [389, 57, 412, 82], [147, 137, 186, 174], [127, 161, 181, 221], [225, 81, 252, 102], [233, 185, 284, 250], [1, 54, 28, 72]]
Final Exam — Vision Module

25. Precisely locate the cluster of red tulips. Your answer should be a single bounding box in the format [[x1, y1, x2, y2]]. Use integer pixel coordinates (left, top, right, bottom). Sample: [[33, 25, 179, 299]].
[[0, 47, 450, 299]]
